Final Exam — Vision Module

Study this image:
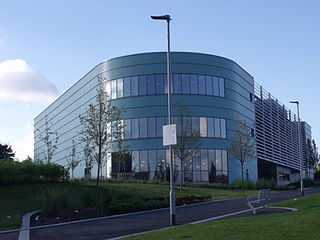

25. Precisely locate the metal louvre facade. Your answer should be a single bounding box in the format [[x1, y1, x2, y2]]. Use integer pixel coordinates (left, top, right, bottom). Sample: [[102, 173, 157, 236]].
[[254, 82, 301, 171]]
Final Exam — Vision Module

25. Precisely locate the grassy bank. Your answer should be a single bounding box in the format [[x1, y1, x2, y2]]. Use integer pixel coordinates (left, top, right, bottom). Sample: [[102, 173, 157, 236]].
[[122, 193, 320, 240], [0, 181, 257, 231]]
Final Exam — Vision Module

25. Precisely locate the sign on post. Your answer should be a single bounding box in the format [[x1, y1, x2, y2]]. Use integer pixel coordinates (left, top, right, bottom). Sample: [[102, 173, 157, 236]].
[[163, 124, 177, 146]]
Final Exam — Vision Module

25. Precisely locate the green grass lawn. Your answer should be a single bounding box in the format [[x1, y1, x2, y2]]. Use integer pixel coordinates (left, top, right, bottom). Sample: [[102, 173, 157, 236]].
[[122, 193, 320, 240], [0, 181, 257, 231]]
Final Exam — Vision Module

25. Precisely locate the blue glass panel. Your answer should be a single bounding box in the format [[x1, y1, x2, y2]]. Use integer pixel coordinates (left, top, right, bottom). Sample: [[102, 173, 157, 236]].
[[219, 78, 225, 97], [111, 80, 117, 99], [173, 74, 182, 94], [155, 74, 164, 94], [181, 74, 190, 94], [131, 76, 138, 96], [198, 75, 206, 95], [131, 118, 139, 138], [147, 74, 156, 95], [206, 75, 213, 95], [214, 118, 221, 138], [124, 77, 131, 97], [208, 117, 214, 137], [117, 78, 123, 98], [213, 77, 219, 96], [190, 74, 198, 94], [148, 117, 156, 137], [139, 118, 147, 138], [124, 119, 131, 139], [132, 151, 140, 172], [138, 75, 147, 95]]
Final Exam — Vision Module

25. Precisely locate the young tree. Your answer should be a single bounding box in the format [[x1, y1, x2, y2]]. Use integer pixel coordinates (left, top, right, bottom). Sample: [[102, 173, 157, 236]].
[[0, 143, 15, 161], [83, 141, 94, 179], [173, 103, 201, 191], [306, 139, 319, 179], [67, 139, 81, 179], [80, 87, 123, 187], [37, 116, 59, 163], [229, 120, 255, 192]]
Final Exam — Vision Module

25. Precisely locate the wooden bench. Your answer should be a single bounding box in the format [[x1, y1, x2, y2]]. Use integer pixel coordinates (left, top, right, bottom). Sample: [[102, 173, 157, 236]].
[[247, 189, 271, 215]]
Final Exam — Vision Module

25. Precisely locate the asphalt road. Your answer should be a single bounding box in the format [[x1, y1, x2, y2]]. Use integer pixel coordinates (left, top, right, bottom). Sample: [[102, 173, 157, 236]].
[[1, 187, 319, 240]]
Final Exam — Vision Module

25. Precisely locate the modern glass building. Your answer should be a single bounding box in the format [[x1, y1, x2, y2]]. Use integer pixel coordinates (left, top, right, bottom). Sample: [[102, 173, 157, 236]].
[[34, 52, 312, 185]]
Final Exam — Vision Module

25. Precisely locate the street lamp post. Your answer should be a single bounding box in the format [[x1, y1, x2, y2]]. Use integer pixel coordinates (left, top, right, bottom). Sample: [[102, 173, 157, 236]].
[[151, 14, 176, 226], [290, 101, 304, 196]]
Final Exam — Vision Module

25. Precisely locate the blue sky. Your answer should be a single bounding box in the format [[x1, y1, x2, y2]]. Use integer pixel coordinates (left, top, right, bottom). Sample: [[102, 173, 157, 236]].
[[0, 0, 319, 160]]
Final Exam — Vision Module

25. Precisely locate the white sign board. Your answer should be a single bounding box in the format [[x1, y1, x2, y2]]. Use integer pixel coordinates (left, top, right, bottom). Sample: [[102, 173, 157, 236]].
[[163, 124, 177, 146]]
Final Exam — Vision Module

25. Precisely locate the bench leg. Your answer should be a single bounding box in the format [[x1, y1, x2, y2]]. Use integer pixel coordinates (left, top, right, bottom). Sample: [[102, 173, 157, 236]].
[[247, 202, 256, 215]]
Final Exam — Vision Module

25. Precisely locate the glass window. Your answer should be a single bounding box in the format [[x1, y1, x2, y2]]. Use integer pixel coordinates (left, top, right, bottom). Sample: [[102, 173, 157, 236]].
[[140, 150, 148, 172], [213, 77, 219, 96], [138, 75, 147, 95], [200, 117, 207, 137], [173, 74, 182, 94], [190, 74, 198, 94], [147, 74, 156, 95], [206, 76, 213, 95], [111, 80, 117, 99], [219, 78, 225, 97], [216, 150, 222, 172], [181, 74, 190, 94], [117, 78, 123, 98], [164, 75, 168, 94], [124, 77, 130, 97], [201, 149, 208, 171], [222, 150, 228, 171], [214, 118, 221, 138], [156, 117, 165, 137], [208, 117, 214, 137], [105, 81, 111, 100], [139, 118, 148, 138], [131, 76, 138, 96], [208, 150, 215, 168], [155, 74, 165, 94], [148, 117, 156, 137], [157, 149, 166, 171], [148, 150, 157, 180], [131, 118, 139, 139], [132, 151, 139, 172], [192, 117, 200, 136], [220, 119, 226, 138], [124, 119, 131, 139], [193, 150, 201, 181], [198, 75, 206, 95]]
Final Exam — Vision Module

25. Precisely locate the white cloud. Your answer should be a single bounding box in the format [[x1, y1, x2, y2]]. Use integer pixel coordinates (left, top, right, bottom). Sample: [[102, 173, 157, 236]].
[[0, 59, 59, 102], [13, 131, 34, 161]]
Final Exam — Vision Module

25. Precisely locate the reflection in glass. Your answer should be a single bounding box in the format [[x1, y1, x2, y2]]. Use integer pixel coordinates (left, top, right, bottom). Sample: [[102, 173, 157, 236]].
[[111, 80, 117, 99], [222, 150, 228, 171], [140, 150, 148, 172], [131, 76, 138, 96], [200, 117, 207, 137], [139, 118, 147, 138], [105, 81, 111, 100], [216, 150, 222, 173], [124, 119, 131, 139], [193, 150, 201, 181], [132, 151, 139, 172], [148, 150, 157, 180], [117, 78, 123, 98], [192, 117, 200, 136]]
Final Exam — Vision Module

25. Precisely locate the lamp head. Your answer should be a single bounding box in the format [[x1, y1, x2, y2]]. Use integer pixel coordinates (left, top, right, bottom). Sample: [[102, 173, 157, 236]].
[[290, 101, 299, 104], [151, 15, 171, 21]]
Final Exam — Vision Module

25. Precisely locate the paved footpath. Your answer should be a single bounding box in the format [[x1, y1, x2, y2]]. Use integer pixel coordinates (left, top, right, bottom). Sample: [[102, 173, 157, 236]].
[[1, 187, 319, 240]]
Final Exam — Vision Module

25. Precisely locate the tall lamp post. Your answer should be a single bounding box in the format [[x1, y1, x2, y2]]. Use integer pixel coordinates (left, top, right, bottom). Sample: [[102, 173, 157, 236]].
[[151, 14, 176, 226], [290, 101, 304, 196]]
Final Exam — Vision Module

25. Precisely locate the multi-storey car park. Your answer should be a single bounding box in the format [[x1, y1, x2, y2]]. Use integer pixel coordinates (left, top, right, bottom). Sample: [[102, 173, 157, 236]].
[[34, 52, 312, 185]]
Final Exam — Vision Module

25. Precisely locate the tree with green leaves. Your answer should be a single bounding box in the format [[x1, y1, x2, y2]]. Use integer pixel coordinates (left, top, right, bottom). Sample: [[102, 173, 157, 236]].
[[80, 87, 124, 187], [67, 139, 81, 179], [229, 120, 255, 192], [173, 102, 201, 191], [306, 139, 319, 179], [37, 116, 59, 163], [0, 143, 15, 161]]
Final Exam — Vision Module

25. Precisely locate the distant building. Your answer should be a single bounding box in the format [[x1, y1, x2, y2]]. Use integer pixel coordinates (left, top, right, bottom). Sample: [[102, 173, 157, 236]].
[[34, 52, 313, 185]]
